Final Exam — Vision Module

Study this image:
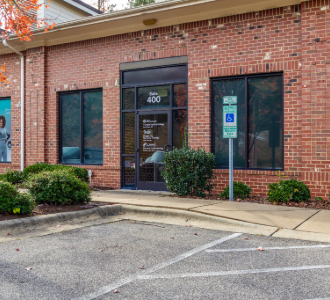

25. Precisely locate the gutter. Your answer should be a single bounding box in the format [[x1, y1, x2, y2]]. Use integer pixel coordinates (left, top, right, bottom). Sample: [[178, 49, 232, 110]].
[[21, 0, 197, 35], [2, 40, 24, 172]]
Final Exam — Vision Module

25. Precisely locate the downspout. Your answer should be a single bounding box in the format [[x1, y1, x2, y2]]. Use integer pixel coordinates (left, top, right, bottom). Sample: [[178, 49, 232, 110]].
[[2, 39, 24, 171]]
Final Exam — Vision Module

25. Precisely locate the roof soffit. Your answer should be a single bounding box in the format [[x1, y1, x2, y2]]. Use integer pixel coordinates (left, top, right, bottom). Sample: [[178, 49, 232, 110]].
[[0, 0, 303, 54]]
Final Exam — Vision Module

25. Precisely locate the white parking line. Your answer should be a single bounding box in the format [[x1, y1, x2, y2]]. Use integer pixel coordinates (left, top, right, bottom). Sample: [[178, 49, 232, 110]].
[[304, 298, 330, 300], [74, 232, 242, 300], [206, 245, 330, 253], [138, 265, 330, 280]]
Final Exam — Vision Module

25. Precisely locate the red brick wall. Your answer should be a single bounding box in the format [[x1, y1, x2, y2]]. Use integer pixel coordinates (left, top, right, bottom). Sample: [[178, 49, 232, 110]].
[[1, 0, 330, 198]]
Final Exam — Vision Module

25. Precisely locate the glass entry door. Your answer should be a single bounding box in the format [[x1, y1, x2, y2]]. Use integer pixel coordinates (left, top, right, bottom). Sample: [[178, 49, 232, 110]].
[[137, 111, 171, 191]]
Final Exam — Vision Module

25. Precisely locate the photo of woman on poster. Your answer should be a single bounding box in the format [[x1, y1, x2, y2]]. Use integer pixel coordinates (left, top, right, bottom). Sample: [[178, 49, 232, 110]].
[[0, 115, 10, 162]]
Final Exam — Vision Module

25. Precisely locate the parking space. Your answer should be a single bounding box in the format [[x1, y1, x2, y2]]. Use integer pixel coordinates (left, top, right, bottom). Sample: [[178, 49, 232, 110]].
[[1, 221, 330, 300]]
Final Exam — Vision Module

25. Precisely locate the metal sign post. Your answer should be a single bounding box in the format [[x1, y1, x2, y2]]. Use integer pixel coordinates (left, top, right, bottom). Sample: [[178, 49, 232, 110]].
[[229, 138, 233, 201], [223, 97, 237, 202]]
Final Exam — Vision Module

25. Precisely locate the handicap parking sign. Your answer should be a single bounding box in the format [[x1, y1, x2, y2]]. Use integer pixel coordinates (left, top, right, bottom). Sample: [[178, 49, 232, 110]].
[[226, 113, 234, 123], [223, 106, 237, 138]]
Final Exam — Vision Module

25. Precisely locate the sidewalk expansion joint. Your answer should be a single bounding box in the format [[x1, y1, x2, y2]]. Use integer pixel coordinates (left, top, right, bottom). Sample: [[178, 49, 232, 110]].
[[269, 227, 281, 237], [292, 210, 321, 231], [188, 203, 220, 211]]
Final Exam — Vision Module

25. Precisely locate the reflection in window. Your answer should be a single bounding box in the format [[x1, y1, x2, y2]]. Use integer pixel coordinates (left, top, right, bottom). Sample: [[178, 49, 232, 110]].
[[83, 91, 103, 165], [248, 76, 283, 169], [173, 110, 187, 149], [124, 157, 135, 186], [123, 113, 135, 154], [61, 93, 81, 164], [60, 90, 103, 165], [138, 85, 170, 109], [123, 88, 135, 110], [173, 84, 187, 107], [213, 79, 245, 168], [212, 74, 283, 170]]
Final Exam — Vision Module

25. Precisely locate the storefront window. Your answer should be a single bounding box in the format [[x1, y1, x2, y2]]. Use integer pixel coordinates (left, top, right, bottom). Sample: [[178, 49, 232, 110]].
[[173, 84, 187, 108], [121, 63, 188, 189], [0, 98, 11, 163], [173, 110, 187, 149], [123, 113, 135, 154], [60, 90, 103, 165], [212, 74, 283, 170], [138, 85, 170, 109], [123, 88, 135, 110]]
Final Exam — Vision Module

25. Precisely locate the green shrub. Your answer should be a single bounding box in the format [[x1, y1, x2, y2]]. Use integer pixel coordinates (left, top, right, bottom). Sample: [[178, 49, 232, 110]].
[[267, 179, 311, 203], [26, 169, 91, 205], [22, 163, 89, 183], [0, 181, 34, 214], [162, 147, 215, 197], [220, 181, 251, 199], [4, 170, 23, 184]]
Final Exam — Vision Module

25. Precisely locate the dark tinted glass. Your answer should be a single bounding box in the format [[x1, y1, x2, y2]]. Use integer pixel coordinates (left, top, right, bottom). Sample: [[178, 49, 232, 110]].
[[248, 76, 283, 169], [123, 113, 135, 154], [83, 91, 103, 165], [123, 65, 186, 85], [61, 93, 81, 164], [138, 85, 170, 109], [139, 113, 168, 183], [123, 88, 135, 110], [173, 84, 187, 107], [173, 110, 187, 149], [124, 156, 135, 186], [213, 79, 246, 168]]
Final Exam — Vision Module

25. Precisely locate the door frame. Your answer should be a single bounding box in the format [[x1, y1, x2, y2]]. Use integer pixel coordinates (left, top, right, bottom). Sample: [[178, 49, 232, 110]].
[[136, 110, 172, 191], [120, 63, 188, 190]]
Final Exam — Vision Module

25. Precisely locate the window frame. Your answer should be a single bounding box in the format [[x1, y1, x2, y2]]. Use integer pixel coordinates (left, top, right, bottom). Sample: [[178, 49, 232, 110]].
[[211, 72, 284, 171], [58, 88, 103, 166]]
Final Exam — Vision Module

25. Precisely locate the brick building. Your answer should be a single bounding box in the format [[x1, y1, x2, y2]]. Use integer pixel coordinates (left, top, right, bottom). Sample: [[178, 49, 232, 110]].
[[0, 0, 329, 197]]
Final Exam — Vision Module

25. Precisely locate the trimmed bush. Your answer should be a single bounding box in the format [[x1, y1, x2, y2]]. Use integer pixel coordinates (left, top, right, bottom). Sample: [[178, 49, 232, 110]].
[[0, 181, 34, 214], [4, 170, 23, 184], [220, 181, 251, 199], [267, 179, 311, 203], [22, 163, 89, 183], [162, 147, 215, 197], [26, 169, 91, 205]]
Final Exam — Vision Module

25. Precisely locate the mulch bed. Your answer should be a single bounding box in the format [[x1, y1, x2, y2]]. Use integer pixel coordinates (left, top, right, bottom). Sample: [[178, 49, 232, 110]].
[[173, 194, 330, 210], [91, 186, 114, 191], [0, 202, 114, 222]]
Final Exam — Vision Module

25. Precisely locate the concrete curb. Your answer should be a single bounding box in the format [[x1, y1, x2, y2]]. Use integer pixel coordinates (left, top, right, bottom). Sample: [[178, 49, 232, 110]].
[[273, 229, 330, 243], [120, 205, 278, 236], [1, 204, 330, 243], [0, 204, 121, 234]]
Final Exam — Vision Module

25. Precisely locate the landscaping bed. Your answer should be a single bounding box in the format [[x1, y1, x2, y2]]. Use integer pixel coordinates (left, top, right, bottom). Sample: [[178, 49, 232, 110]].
[[174, 194, 330, 210], [0, 202, 113, 222]]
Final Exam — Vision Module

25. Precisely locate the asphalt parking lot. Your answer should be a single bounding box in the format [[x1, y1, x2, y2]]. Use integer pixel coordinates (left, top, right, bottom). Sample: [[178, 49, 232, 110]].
[[1, 220, 330, 300]]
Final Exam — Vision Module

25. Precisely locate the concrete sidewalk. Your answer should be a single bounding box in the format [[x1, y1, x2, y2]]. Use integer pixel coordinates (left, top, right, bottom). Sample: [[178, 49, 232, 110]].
[[92, 189, 330, 241]]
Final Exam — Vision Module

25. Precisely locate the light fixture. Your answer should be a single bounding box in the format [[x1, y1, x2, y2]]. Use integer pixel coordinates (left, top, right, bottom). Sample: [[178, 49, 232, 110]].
[[143, 18, 157, 26]]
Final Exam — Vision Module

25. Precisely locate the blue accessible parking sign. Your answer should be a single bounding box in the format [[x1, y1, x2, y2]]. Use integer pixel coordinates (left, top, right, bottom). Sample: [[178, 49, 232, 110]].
[[223, 106, 237, 138], [226, 113, 234, 123]]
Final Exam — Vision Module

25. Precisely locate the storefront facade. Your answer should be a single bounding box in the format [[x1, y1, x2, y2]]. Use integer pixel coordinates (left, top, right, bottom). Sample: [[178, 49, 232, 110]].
[[0, 0, 329, 197]]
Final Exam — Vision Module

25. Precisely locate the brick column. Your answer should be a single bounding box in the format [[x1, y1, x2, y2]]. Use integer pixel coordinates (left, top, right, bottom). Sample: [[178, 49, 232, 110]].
[[25, 47, 47, 166]]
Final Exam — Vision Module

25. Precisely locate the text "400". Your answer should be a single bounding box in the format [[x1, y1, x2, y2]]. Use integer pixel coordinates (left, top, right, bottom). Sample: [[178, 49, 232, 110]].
[[147, 96, 161, 103]]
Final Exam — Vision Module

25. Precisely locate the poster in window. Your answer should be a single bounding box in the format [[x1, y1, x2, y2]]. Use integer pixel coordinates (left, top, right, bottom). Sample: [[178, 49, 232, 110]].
[[0, 99, 11, 163]]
